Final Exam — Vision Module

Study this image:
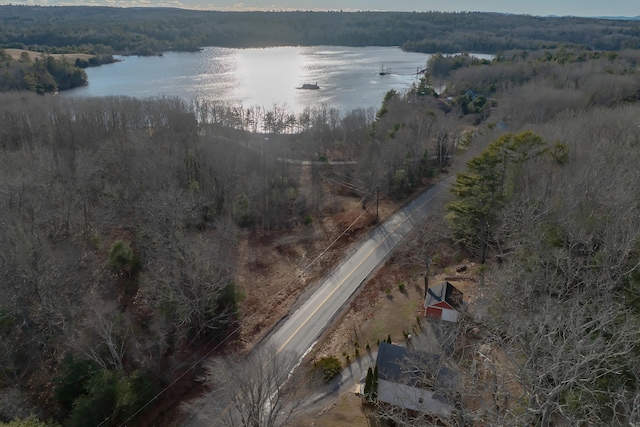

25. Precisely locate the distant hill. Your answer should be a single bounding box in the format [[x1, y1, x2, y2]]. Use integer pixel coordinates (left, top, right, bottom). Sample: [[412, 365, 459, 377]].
[[597, 16, 640, 20], [1, 6, 640, 56]]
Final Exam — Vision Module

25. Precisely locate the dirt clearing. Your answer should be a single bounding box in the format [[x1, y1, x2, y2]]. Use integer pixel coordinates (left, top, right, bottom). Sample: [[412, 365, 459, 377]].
[[233, 163, 400, 350]]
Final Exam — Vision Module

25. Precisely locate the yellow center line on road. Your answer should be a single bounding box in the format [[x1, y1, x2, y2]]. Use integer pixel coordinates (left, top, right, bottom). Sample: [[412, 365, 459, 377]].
[[276, 183, 449, 354], [214, 182, 450, 425]]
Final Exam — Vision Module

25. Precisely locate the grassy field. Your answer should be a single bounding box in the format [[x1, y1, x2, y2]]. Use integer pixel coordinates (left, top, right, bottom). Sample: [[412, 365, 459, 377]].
[[5, 48, 94, 62], [306, 259, 478, 425]]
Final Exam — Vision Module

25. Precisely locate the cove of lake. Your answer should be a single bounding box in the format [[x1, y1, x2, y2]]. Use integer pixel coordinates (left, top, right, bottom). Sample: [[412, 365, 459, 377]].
[[62, 46, 458, 115]]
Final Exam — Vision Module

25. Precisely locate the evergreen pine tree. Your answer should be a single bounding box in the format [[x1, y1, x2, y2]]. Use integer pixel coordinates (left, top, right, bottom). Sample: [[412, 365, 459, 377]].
[[364, 366, 373, 399], [372, 365, 379, 401]]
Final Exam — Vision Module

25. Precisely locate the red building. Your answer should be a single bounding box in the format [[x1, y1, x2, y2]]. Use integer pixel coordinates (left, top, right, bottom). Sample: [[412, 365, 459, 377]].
[[424, 282, 464, 322]]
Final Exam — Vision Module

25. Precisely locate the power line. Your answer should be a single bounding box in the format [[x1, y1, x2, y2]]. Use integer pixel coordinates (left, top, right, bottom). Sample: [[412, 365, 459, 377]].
[[114, 322, 242, 427], [96, 314, 245, 427], [101, 178, 373, 426]]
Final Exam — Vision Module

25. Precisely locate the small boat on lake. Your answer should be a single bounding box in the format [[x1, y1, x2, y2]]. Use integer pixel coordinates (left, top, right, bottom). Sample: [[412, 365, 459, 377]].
[[300, 82, 320, 90], [379, 64, 391, 75]]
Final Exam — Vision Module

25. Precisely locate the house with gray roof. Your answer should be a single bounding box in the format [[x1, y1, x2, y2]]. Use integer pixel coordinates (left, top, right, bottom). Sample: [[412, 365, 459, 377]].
[[374, 342, 455, 417]]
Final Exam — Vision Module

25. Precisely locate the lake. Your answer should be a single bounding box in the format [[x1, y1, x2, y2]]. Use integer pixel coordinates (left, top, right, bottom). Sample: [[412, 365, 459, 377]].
[[62, 46, 439, 115]]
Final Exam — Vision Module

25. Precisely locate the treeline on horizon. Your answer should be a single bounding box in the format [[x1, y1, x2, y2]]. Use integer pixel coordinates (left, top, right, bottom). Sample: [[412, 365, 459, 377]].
[[2, 5, 640, 57]]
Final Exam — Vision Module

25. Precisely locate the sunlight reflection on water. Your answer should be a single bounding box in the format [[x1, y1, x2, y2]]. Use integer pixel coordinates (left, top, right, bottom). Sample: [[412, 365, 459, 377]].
[[63, 46, 479, 115]]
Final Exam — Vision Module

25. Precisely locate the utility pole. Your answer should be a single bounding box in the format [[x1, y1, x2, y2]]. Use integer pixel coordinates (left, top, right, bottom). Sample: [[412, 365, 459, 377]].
[[376, 186, 379, 223], [424, 255, 431, 299]]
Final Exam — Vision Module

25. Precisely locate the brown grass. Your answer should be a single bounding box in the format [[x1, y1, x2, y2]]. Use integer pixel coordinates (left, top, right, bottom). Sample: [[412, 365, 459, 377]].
[[294, 393, 377, 427], [232, 167, 400, 351], [305, 259, 480, 425], [5, 48, 94, 62]]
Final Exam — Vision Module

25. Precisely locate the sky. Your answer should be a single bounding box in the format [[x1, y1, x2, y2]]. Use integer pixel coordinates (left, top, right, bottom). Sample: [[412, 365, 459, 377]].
[[4, 0, 640, 17]]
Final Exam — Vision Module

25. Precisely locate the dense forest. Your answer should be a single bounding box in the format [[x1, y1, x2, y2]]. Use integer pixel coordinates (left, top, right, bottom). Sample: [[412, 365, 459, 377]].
[[2, 6, 640, 426], [2, 6, 639, 94], [2, 42, 640, 425], [0, 50, 89, 93], [361, 48, 640, 425], [0, 84, 451, 424], [2, 6, 640, 56]]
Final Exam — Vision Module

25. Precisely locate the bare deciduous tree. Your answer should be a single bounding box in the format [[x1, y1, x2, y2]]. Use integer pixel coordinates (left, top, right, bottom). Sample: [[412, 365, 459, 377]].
[[140, 229, 237, 344], [184, 345, 318, 427], [77, 305, 131, 371], [477, 105, 640, 426]]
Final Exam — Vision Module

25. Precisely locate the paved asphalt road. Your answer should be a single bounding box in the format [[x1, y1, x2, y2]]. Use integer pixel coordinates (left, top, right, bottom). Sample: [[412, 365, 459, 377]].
[[265, 176, 454, 360], [184, 176, 454, 425]]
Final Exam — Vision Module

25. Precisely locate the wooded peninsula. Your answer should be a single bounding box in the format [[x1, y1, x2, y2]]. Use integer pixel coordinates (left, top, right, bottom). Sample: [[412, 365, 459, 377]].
[[1, 6, 640, 93], [1, 6, 640, 427]]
